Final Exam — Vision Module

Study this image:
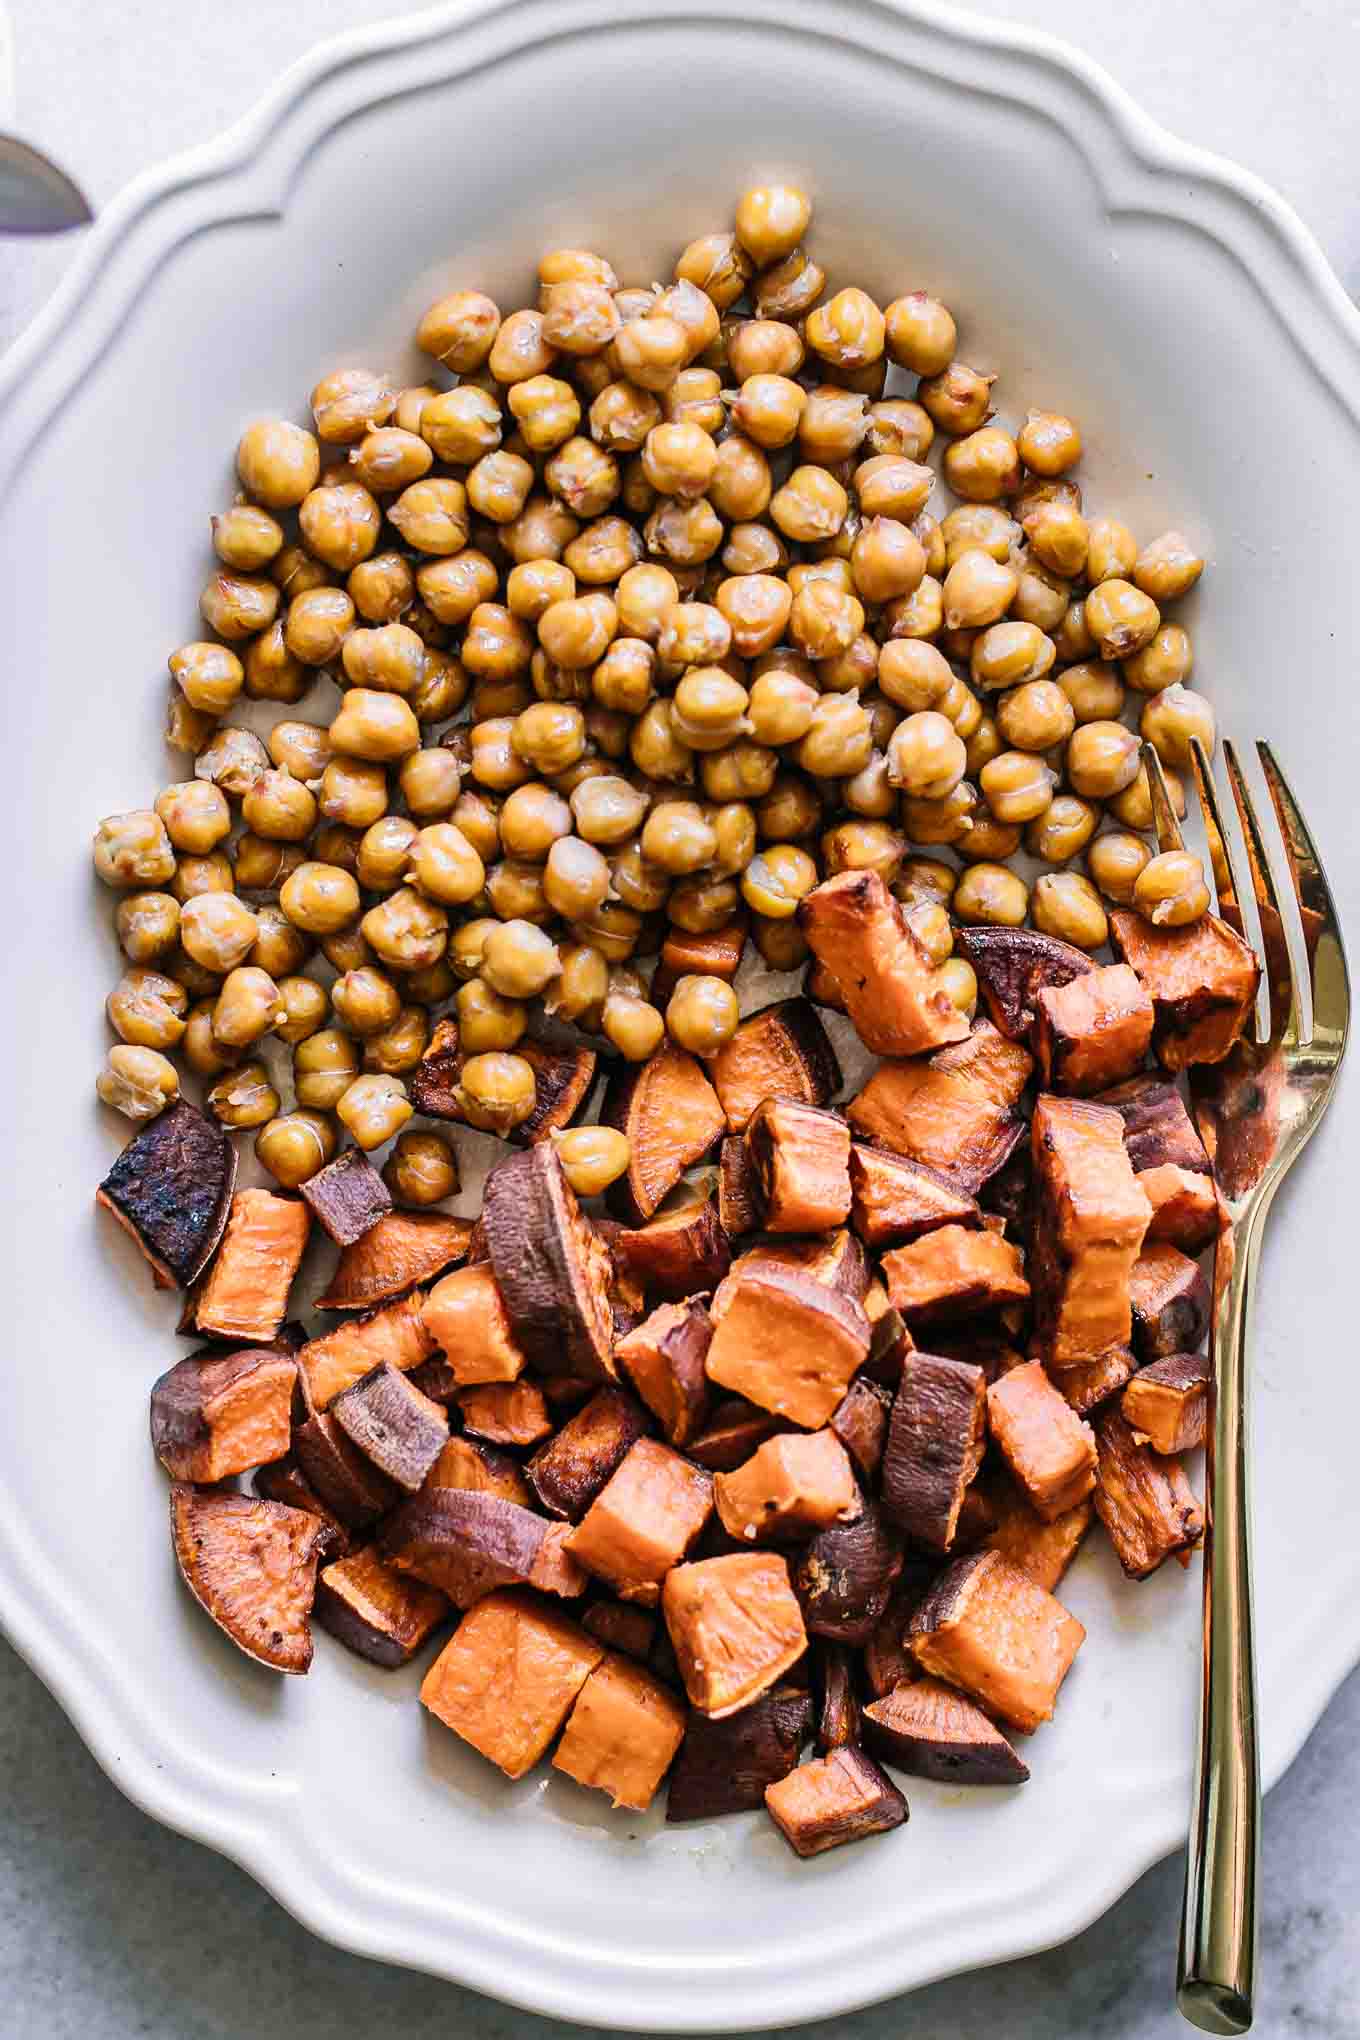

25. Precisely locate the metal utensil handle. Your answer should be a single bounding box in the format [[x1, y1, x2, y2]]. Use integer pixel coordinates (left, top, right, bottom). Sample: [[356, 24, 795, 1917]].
[[1177, 1210, 1264, 2035]]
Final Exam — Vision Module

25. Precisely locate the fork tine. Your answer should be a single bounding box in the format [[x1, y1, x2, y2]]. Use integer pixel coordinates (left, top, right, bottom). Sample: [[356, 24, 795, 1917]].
[[1222, 739, 1305, 1046], [1256, 744, 1350, 1052], [1141, 742, 1186, 855], [1188, 737, 1273, 1048]]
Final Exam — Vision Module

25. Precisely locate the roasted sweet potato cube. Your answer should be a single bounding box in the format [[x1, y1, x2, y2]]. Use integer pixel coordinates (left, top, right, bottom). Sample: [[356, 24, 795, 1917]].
[[150, 1345, 295, 1483], [983, 1474, 1093, 1593], [705, 1262, 870, 1428], [425, 1433, 531, 1505], [314, 1543, 449, 1668], [815, 1640, 860, 1752], [482, 1145, 616, 1380], [529, 1521, 590, 1599], [300, 1146, 391, 1247], [652, 917, 747, 1004], [882, 1224, 1029, 1328], [1137, 1164, 1221, 1253], [798, 870, 968, 1057], [602, 1043, 726, 1223], [847, 1023, 1032, 1194], [582, 1599, 657, 1662], [721, 1228, 871, 1306], [553, 1651, 687, 1810], [1033, 963, 1155, 1097], [764, 1744, 907, 1857], [862, 1300, 915, 1388], [615, 1300, 712, 1448], [862, 1565, 937, 1697], [329, 1360, 448, 1493], [1122, 1351, 1210, 1456], [805, 956, 847, 1012], [419, 1588, 603, 1778], [686, 1397, 786, 1472], [1053, 1345, 1137, 1417], [980, 1143, 1033, 1243], [709, 997, 840, 1134], [1029, 1095, 1152, 1370], [986, 1358, 1097, 1522], [862, 1677, 1029, 1785], [830, 1377, 893, 1483], [953, 1479, 1000, 1551], [170, 1483, 339, 1674], [608, 1196, 730, 1302], [663, 1551, 807, 1716], [457, 1379, 552, 1447], [253, 1456, 352, 1551], [881, 1351, 988, 1551], [1095, 1410, 1204, 1578], [745, 1098, 852, 1234], [910, 1549, 1085, 1733], [97, 1099, 236, 1290], [666, 1684, 811, 1821], [315, 1210, 472, 1311], [294, 1409, 400, 1529], [1109, 909, 1260, 1070], [191, 1188, 311, 1344], [954, 925, 1094, 1042], [296, 1292, 436, 1411], [383, 1489, 554, 1607], [528, 1386, 652, 1521], [566, 1438, 713, 1603], [420, 1263, 527, 1386], [793, 1501, 904, 1645], [1096, 1073, 1211, 1174], [1128, 1243, 1211, 1362], [849, 1143, 981, 1250], [718, 1135, 761, 1236], [714, 1430, 859, 1546]]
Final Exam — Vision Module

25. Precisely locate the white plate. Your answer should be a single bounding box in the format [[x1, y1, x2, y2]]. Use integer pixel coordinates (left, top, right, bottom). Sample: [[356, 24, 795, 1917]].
[[1, 1, 1358, 2028]]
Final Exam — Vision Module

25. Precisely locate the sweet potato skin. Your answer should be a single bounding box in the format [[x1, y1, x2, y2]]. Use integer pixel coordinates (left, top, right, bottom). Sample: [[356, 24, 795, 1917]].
[[527, 1386, 652, 1521], [709, 998, 840, 1134], [954, 925, 1094, 1042], [1109, 909, 1260, 1070], [296, 1292, 437, 1411], [419, 1588, 603, 1778], [1122, 1350, 1209, 1456], [314, 1544, 449, 1668], [863, 1676, 1030, 1785], [1094, 1409, 1205, 1577], [849, 1143, 981, 1249], [150, 1345, 296, 1483], [601, 1044, 726, 1223], [798, 869, 969, 1056], [910, 1549, 1085, 1733], [614, 1300, 712, 1447], [300, 1147, 392, 1247], [666, 1684, 812, 1822], [481, 1145, 616, 1381], [793, 1501, 905, 1646], [764, 1744, 907, 1857], [881, 1352, 988, 1551], [97, 1100, 236, 1289]]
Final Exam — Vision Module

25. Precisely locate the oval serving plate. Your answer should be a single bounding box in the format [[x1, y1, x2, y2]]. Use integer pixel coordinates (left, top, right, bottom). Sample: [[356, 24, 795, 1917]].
[[1, 2, 1358, 2028]]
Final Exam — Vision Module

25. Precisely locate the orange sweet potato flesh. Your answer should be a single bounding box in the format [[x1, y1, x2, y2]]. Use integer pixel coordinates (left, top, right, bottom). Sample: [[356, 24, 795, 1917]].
[[847, 1023, 1032, 1194], [1034, 963, 1154, 1096], [314, 1543, 450, 1669], [1122, 1351, 1209, 1456], [553, 1651, 687, 1809], [708, 998, 840, 1134], [1138, 1163, 1221, 1251], [849, 1144, 980, 1249], [425, 1433, 532, 1506], [1095, 1410, 1204, 1577], [420, 1588, 604, 1779], [745, 1098, 851, 1234], [911, 1549, 1085, 1733], [297, 1292, 437, 1411], [882, 1224, 1029, 1326], [798, 870, 969, 1057], [764, 1744, 907, 1856], [315, 1211, 471, 1311], [170, 1483, 337, 1675], [602, 1044, 727, 1222], [715, 1429, 859, 1545], [1109, 910, 1260, 1070], [704, 1264, 870, 1428], [150, 1346, 296, 1483], [983, 1475, 1093, 1593], [663, 1551, 808, 1717], [1030, 1095, 1152, 1369], [565, 1439, 714, 1604], [457, 1379, 553, 1447], [985, 1359, 1097, 1521], [192, 1189, 310, 1344], [420, 1263, 527, 1385]]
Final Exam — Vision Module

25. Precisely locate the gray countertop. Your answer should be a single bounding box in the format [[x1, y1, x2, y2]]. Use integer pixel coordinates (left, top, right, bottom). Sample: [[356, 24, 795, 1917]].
[[3, 2, 1357, 2032]]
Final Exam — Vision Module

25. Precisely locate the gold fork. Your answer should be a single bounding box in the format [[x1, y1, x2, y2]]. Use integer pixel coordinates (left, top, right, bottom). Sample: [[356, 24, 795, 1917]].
[[1141, 739, 1350, 2033]]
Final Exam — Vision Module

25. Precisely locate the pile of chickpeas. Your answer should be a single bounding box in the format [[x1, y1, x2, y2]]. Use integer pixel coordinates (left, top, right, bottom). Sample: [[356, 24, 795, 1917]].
[[90, 182, 1216, 1198]]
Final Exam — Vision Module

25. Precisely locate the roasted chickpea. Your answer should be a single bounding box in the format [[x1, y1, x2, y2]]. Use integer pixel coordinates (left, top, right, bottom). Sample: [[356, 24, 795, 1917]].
[[769, 465, 848, 545], [416, 289, 500, 373], [294, 1027, 361, 1110], [203, 1060, 280, 1131], [953, 861, 1029, 927], [746, 912, 806, 972], [917, 361, 996, 435], [363, 1005, 429, 1077], [1023, 499, 1089, 580], [756, 772, 822, 842], [348, 425, 433, 496], [882, 292, 956, 377], [794, 387, 866, 470], [796, 692, 872, 779], [271, 543, 333, 599], [304, 368, 395, 447], [207, 963, 282, 1049], [384, 1129, 459, 1207], [1065, 720, 1141, 799], [733, 182, 811, 266], [937, 957, 978, 1019], [1133, 849, 1210, 928], [115, 891, 180, 966], [96, 1043, 180, 1123], [943, 426, 1020, 503], [637, 800, 715, 875], [655, 602, 731, 673], [402, 822, 484, 907], [93, 810, 177, 890], [600, 987, 666, 1062], [1084, 578, 1161, 662], [164, 692, 217, 755], [978, 749, 1057, 825], [1122, 622, 1193, 697], [666, 669, 749, 755], [900, 781, 978, 846], [169, 852, 235, 904], [847, 516, 923, 605], [638, 421, 716, 501], [361, 889, 448, 971], [256, 1109, 337, 1188], [182, 1000, 240, 1076], [350, 551, 416, 625], [1025, 793, 1100, 865], [1134, 530, 1204, 601], [539, 1125, 628, 1201], [236, 418, 320, 508], [1140, 684, 1215, 768], [540, 279, 621, 357], [565, 774, 643, 847], [473, 919, 557, 1000], [275, 975, 329, 1045], [298, 478, 381, 573], [392, 751, 459, 827], [885, 710, 967, 802], [964, 710, 1003, 779], [712, 575, 791, 663], [339, 621, 424, 698], [885, 575, 944, 642], [995, 678, 1074, 753], [942, 551, 1017, 631], [284, 585, 355, 666], [542, 942, 607, 1027], [746, 667, 817, 747], [1011, 566, 1071, 643], [336, 1072, 413, 1151], [231, 834, 302, 895], [387, 476, 470, 558], [805, 285, 884, 371], [842, 750, 897, 819], [751, 244, 825, 320], [905, 899, 954, 965], [179, 892, 259, 973], [212, 502, 285, 572], [1015, 409, 1082, 476], [740, 843, 817, 918], [330, 966, 401, 1040], [1084, 516, 1137, 586], [106, 967, 187, 1049], [1028, 872, 1107, 950], [169, 641, 244, 717], [819, 819, 902, 883], [314, 757, 385, 831], [563, 515, 641, 588], [454, 1051, 539, 1133], [320, 924, 373, 975], [1058, 662, 1126, 726], [663, 973, 739, 1057]]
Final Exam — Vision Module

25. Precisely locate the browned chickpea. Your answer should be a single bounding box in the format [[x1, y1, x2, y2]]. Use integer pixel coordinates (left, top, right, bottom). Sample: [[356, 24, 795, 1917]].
[[1029, 872, 1106, 950], [882, 292, 956, 377], [541, 941, 607, 1027], [749, 241, 823, 318], [196, 569, 277, 643], [563, 516, 642, 587], [460, 602, 533, 684], [1123, 622, 1193, 696], [1134, 529, 1204, 601], [733, 182, 811, 265], [640, 421, 718, 500], [643, 497, 724, 567], [540, 279, 621, 356], [211, 503, 284, 574], [942, 551, 1017, 631], [307, 371, 399, 448], [851, 454, 930, 522], [384, 1129, 459, 1207], [265, 716, 331, 783], [298, 478, 381, 572], [394, 748, 459, 822], [662, 367, 726, 436], [388, 477, 470, 556], [164, 692, 217, 756], [842, 750, 897, 818], [1081, 516, 1135, 586], [320, 924, 373, 976], [996, 677, 1074, 753], [105, 967, 188, 1050], [802, 285, 883, 372], [211, 964, 284, 1048], [1016, 409, 1082, 476], [328, 688, 418, 764], [697, 436, 766, 527], [206, 1060, 281, 1131], [794, 389, 865, 471], [698, 739, 778, 803], [348, 425, 433, 496], [276, 974, 328, 1045], [769, 465, 848, 545], [796, 693, 872, 779], [1084, 579, 1161, 661], [236, 418, 320, 508], [881, 576, 943, 644], [594, 985, 662, 1062], [665, 974, 740, 1056], [649, 280, 719, 364], [943, 427, 1020, 504], [1066, 720, 1142, 799], [486, 308, 556, 386], [503, 495, 579, 569], [963, 708, 1003, 778], [238, 621, 305, 705], [232, 834, 303, 894], [403, 822, 485, 907], [740, 843, 818, 918], [416, 290, 500, 373], [953, 862, 1029, 927], [902, 779, 977, 846], [746, 913, 806, 973], [294, 1027, 360, 1110], [115, 891, 180, 966], [586, 380, 659, 456], [886, 711, 966, 801], [875, 638, 950, 716], [669, 668, 750, 753], [756, 772, 822, 843], [271, 542, 334, 599], [361, 888, 448, 971], [239, 767, 317, 843], [711, 574, 789, 662], [256, 1109, 337, 1188], [637, 799, 714, 876], [319, 757, 389, 829], [411, 647, 469, 724], [742, 667, 813, 748], [609, 314, 688, 394], [976, 748, 1055, 826], [895, 856, 958, 910], [917, 361, 996, 435], [788, 581, 864, 662], [335, 1072, 413, 1150], [349, 550, 415, 625], [1009, 558, 1070, 638], [1107, 760, 1186, 832], [169, 853, 234, 904], [1129, 841, 1210, 927], [848, 516, 924, 605], [180, 999, 237, 1076], [466, 449, 535, 526], [822, 818, 904, 882], [363, 1004, 429, 1077], [565, 774, 643, 847], [283, 585, 354, 667], [672, 229, 750, 309], [1140, 683, 1215, 767], [1026, 793, 1100, 865]]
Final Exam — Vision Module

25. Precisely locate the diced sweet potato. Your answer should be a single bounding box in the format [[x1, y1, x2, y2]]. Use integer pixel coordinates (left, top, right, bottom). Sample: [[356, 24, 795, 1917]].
[[910, 1549, 1085, 1733], [652, 917, 748, 1005], [582, 1599, 657, 1661], [721, 1229, 871, 1308], [1109, 909, 1260, 1070], [294, 1410, 400, 1529], [1053, 1345, 1137, 1417], [953, 1479, 1000, 1550], [986, 1359, 1097, 1522], [1033, 963, 1155, 1097], [383, 1489, 553, 1607], [798, 870, 969, 1056], [529, 1520, 591, 1599], [709, 997, 840, 1134], [882, 1225, 1029, 1328], [862, 1564, 936, 1696], [608, 1196, 730, 1302], [983, 1473, 1093, 1593], [315, 1211, 472, 1311], [849, 1143, 981, 1250], [805, 956, 847, 1012], [300, 1146, 392, 1247], [566, 1438, 713, 1604], [686, 1397, 786, 1472], [170, 1483, 338, 1674], [764, 1744, 907, 1857], [1095, 1410, 1205, 1577], [481, 1145, 616, 1381], [862, 1300, 915, 1387], [150, 1345, 295, 1483], [407, 1016, 463, 1119], [815, 1640, 860, 1752], [1029, 1095, 1152, 1370], [980, 1143, 1033, 1243], [863, 1676, 1029, 1785], [425, 1432, 531, 1505], [954, 925, 1095, 1042], [663, 1551, 808, 1716], [714, 1429, 859, 1545], [553, 1651, 687, 1809], [253, 1456, 351, 1552], [314, 1543, 449, 1668], [420, 1262, 527, 1386], [602, 1043, 726, 1222], [718, 1135, 761, 1236], [420, 1588, 603, 1778], [705, 1262, 870, 1428], [847, 1023, 1032, 1194], [881, 1351, 988, 1551], [97, 1099, 236, 1290], [615, 1300, 712, 1447], [297, 1292, 436, 1411], [1137, 1164, 1221, 1253], [666, 1684, 811, 1821], [527, 1385, 652, 1521], [830, 1377, 893, 1483], [745, 1098, 852, 1234], [1096, 1073, 1211, 1175], [1128, 1244, 1211, 1363], [1122, 1351, 1210, 1456], [457, 1379, 552, 1447], [190, 1189, 310, 1344], [793, 1501, 905, 1645], [329, 1360, 448, 1492]]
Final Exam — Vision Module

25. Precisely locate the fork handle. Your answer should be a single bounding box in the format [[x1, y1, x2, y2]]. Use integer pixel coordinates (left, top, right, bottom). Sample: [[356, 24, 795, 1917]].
[[1177, 1212, 1264, 2034]]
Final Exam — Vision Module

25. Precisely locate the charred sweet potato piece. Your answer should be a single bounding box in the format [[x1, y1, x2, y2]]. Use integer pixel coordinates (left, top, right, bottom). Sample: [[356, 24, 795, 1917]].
[[815, 1640, 861, 1751], [615, 1300, 712, 1447], [910, 1549, 1085, 1733], [954, 925, 1095, 1042], [253, 1456, 351, 1551], [765, 1744, 907, 1856], [805, 956, 847, 1012], [411, 1019, 595, 1144], [314, 1543, 450, 1668], [862, 1301, 915, 1388], [420, 1588, 603, 1778], [1030, 1095, 1152, 1370], [849, 1143, 981, 1250], [383, 1489, 554, 1607], [882, 1352, 988, 1551], [1095, 1410, 1204, 1577], [666, 1684, 811, 1821], [1033, 963, 1155, 1097], [744, 1098, 852, 1234], [718, 1135, 761, 1236], [663, 1550, 807, 1716], [566, 1438, 713, 1603], [1054, 1345, 1138, 1417], [553, 1650, 688, 1809], [150, 1345, 295, 1483], [863, 1677, 1029, 1785], [953, 1480, 1000, 1551], [601, 1043, 726, 1223], [1122, 1350, 1210, 1456], [582, 1599, 656, 1662], [609, 1195, 730, 1301], [528, 1385, 652, 1521], [980, 1143, 1033, 1244], [420, 1262, 527, 1386], [708, 997, 840, 1135], [482, 1144, 615, 1380], [97, 1099, 236, 1290], [847, 1023, 1032, 1194], [705, 1262, 870, 1428], [686, 1397, 785, 1472], [426, 1432, 531, 1504], [300, 1146, 391, 1248], [983, 1473, 1093, 1592], [798, 870, 968, 1056], [297, 1292, 436, 1411], [408, 1016, 463, 1118], [528, 1521, 591, 1599], [1096, 1073, 1211, 1175], [862, 1564, 937, 1697], [721, 1228, 871, 1307], [294, 1410, 400, 1529], [1128, 1244, 1211, 1363], [315, 1211, 472, 1311], [330, 1360, 448, 1493], [883, 1225, 1029, 1328], [714, 1429, 859, 1545], [830, 1377, 894, 1483], [1138, 1164, 1221, 1253], [457, 1379, 552, 1447], [170, 1483, 338, 1674], [652, 917, 747, 1005], [793, 1500, 905, 1645], [1109, 909, 1260, 1071], [189, 1189, 310, 1345], [986, 1359, 1097, 1521]]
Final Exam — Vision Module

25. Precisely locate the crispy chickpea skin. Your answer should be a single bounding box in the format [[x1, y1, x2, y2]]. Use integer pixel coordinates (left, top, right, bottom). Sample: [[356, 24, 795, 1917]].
[[257, 1109, 338, 1188], [94, 811, 177, 889], [384, 1129, 460, 1206], [1032, 872, 1108, 950], [1134, 848, 1211, 927], [97, 1044, 180, 1123]]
